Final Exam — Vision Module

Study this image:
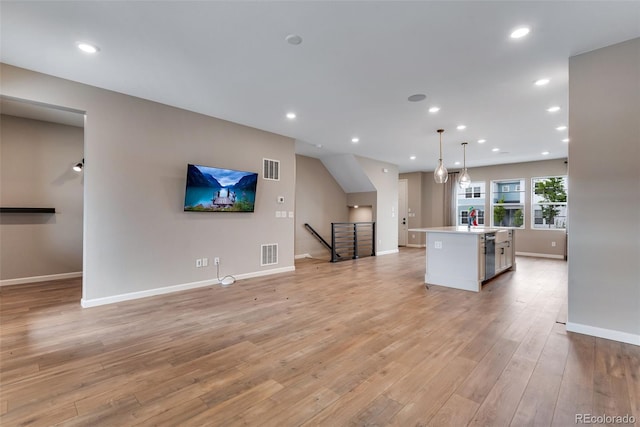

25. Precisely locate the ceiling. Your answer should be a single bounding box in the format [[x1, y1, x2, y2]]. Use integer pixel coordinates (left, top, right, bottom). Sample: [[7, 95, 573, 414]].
[[1, 1, 638, 173]]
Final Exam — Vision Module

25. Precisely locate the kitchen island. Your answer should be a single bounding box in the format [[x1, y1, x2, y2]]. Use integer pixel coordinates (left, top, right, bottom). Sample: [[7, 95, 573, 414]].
[[409, 226, 515, 292]]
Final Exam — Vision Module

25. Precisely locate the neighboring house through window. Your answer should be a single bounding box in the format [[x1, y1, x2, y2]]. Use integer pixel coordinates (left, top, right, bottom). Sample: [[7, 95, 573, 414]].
[[491, 179, 525, 228], [457, 182, 485, 226]]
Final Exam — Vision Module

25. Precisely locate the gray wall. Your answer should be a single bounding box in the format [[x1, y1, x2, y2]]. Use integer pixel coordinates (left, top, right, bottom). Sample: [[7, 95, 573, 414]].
[[404, 159, 569, 257], [1, 64, 296, 302], [0, 115, 83, 280], [568, 38, 640, 343], [356, 156, 399, 254], [348, 206, 373, 223], [347, 192, 376, 215], [294, 155, 348, 258]]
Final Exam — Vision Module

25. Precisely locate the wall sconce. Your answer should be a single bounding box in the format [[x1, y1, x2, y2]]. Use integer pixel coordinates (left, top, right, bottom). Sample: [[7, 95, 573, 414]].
[[73, 158, 84, 172]]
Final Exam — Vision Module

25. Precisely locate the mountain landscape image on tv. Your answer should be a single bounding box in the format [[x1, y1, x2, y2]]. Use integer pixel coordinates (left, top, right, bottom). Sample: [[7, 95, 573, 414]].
[[184, 164, 258, 212]]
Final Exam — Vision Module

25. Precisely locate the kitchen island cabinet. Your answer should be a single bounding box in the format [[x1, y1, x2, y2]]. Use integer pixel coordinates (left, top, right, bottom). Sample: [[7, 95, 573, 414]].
[[409, 226, 515, 292]]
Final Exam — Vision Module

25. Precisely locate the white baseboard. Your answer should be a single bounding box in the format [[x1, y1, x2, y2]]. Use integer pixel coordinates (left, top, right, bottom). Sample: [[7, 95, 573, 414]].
[[294, 253, 312, 259], [376, 249, 400, 256], [566, 322, 640, 346], [0, 271, 83, 287], [81, 265, 295, 308], [406, 244, 426, 248], [231, 266, 295, 281], [516, 251, 565, 260]]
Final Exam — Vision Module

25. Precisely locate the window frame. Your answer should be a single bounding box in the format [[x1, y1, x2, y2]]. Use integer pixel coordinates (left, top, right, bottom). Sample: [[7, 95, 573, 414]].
[[531, 175, 568, 231]]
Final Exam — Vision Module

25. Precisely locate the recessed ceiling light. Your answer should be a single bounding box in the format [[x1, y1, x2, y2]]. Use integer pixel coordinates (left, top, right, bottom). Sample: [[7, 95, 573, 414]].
[[285, 34, 303, 45], [315, 144, 323, 148], [286, 112, 296, 119], [492, 148, 500, 152], [353, 205, 359, 208], [77, 42, 99, 54], [510, 26, 531, 39], [408, 94, 427, 102], [556, 125, 567, 131], [542, 151, 550, 155], [410, 155, 416, 160], [351, 137, 359, 143], [428, 106, 440, 113], [562, 138, 570, 143], [454, 161, 461, 165], [547, 106, 561, 112], [456, 125, 466, 130], [477, 139, 486, 143], [534, 78, 550, 86]]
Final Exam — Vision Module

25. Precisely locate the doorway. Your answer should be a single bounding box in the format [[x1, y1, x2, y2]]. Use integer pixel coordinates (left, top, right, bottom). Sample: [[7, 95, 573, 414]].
[[398, 179, 408, 246], [0, 96, 85, 295]]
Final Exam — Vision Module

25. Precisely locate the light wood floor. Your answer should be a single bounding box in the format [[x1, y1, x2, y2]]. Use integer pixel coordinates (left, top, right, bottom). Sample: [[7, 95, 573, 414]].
[[1, 249, 638, 426]]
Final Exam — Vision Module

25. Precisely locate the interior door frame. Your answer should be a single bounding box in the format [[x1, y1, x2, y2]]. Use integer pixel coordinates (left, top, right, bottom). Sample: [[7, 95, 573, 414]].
[[398, 179, 408, 246]]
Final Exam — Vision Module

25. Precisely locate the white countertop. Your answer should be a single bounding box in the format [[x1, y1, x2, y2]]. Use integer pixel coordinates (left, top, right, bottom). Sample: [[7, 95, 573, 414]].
[[408, 226, 502, 234]]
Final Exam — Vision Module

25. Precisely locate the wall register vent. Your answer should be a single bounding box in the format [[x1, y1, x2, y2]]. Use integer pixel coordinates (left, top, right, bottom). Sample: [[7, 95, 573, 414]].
[[263, 158, 280, 181], [261, 243, 279, 266]]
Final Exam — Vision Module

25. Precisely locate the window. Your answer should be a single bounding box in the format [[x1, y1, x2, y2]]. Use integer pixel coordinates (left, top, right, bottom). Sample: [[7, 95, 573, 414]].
[[491, 179, 525, 228], [457, 182, 485, 226], [532, 176, 567, 229]]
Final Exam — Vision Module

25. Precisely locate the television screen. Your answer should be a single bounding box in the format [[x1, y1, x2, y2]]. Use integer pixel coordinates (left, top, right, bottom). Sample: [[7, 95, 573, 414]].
[[184, 164, 258, 212]]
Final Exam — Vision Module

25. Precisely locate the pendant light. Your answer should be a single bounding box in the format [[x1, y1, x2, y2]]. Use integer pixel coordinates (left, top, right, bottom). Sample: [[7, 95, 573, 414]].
[[434, 129, 448, 183], [459, 142, 471, 189]]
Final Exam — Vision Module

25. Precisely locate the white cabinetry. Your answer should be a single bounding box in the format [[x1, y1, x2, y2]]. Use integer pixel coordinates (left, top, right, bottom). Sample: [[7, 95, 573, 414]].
[[495, 230, 515, 273]]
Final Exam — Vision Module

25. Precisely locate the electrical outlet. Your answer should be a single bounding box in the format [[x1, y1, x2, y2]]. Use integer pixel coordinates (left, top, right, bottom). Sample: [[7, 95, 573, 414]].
[[275, 211, 281, 218], [214, 257, 220, 265], [434, 241, 443, 249], [551, 241, 556, 247], [195, 258, 202, 268], [202, 258, 208, 267]]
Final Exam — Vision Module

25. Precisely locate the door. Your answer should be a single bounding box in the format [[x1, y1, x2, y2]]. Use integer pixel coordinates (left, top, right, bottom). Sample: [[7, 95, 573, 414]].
[[398, 179, 408, 246]]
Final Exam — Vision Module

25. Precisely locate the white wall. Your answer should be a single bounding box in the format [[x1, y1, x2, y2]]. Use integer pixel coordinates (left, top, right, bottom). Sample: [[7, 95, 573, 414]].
[[568, 38, 640, 345], [0, 115, 83, 281], [1, 64, 296, 305]]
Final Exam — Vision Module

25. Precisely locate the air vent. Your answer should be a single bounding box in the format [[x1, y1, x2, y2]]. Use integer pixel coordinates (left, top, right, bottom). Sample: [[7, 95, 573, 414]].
[[263, 158, 280, 181], [261, 243, 278, 266]]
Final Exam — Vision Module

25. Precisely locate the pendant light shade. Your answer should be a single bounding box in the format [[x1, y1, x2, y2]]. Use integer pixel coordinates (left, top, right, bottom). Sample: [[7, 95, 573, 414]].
[[459, 142, 471, 189], [434, 129, 448, 184]]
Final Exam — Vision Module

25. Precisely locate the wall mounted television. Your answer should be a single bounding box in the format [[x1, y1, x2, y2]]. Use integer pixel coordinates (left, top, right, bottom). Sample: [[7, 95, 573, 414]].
[[184, 164, 258, 212]]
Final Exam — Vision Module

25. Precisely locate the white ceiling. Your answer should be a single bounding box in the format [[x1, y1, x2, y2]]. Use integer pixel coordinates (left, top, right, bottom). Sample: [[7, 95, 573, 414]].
[[1, 1, 638, 172]]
